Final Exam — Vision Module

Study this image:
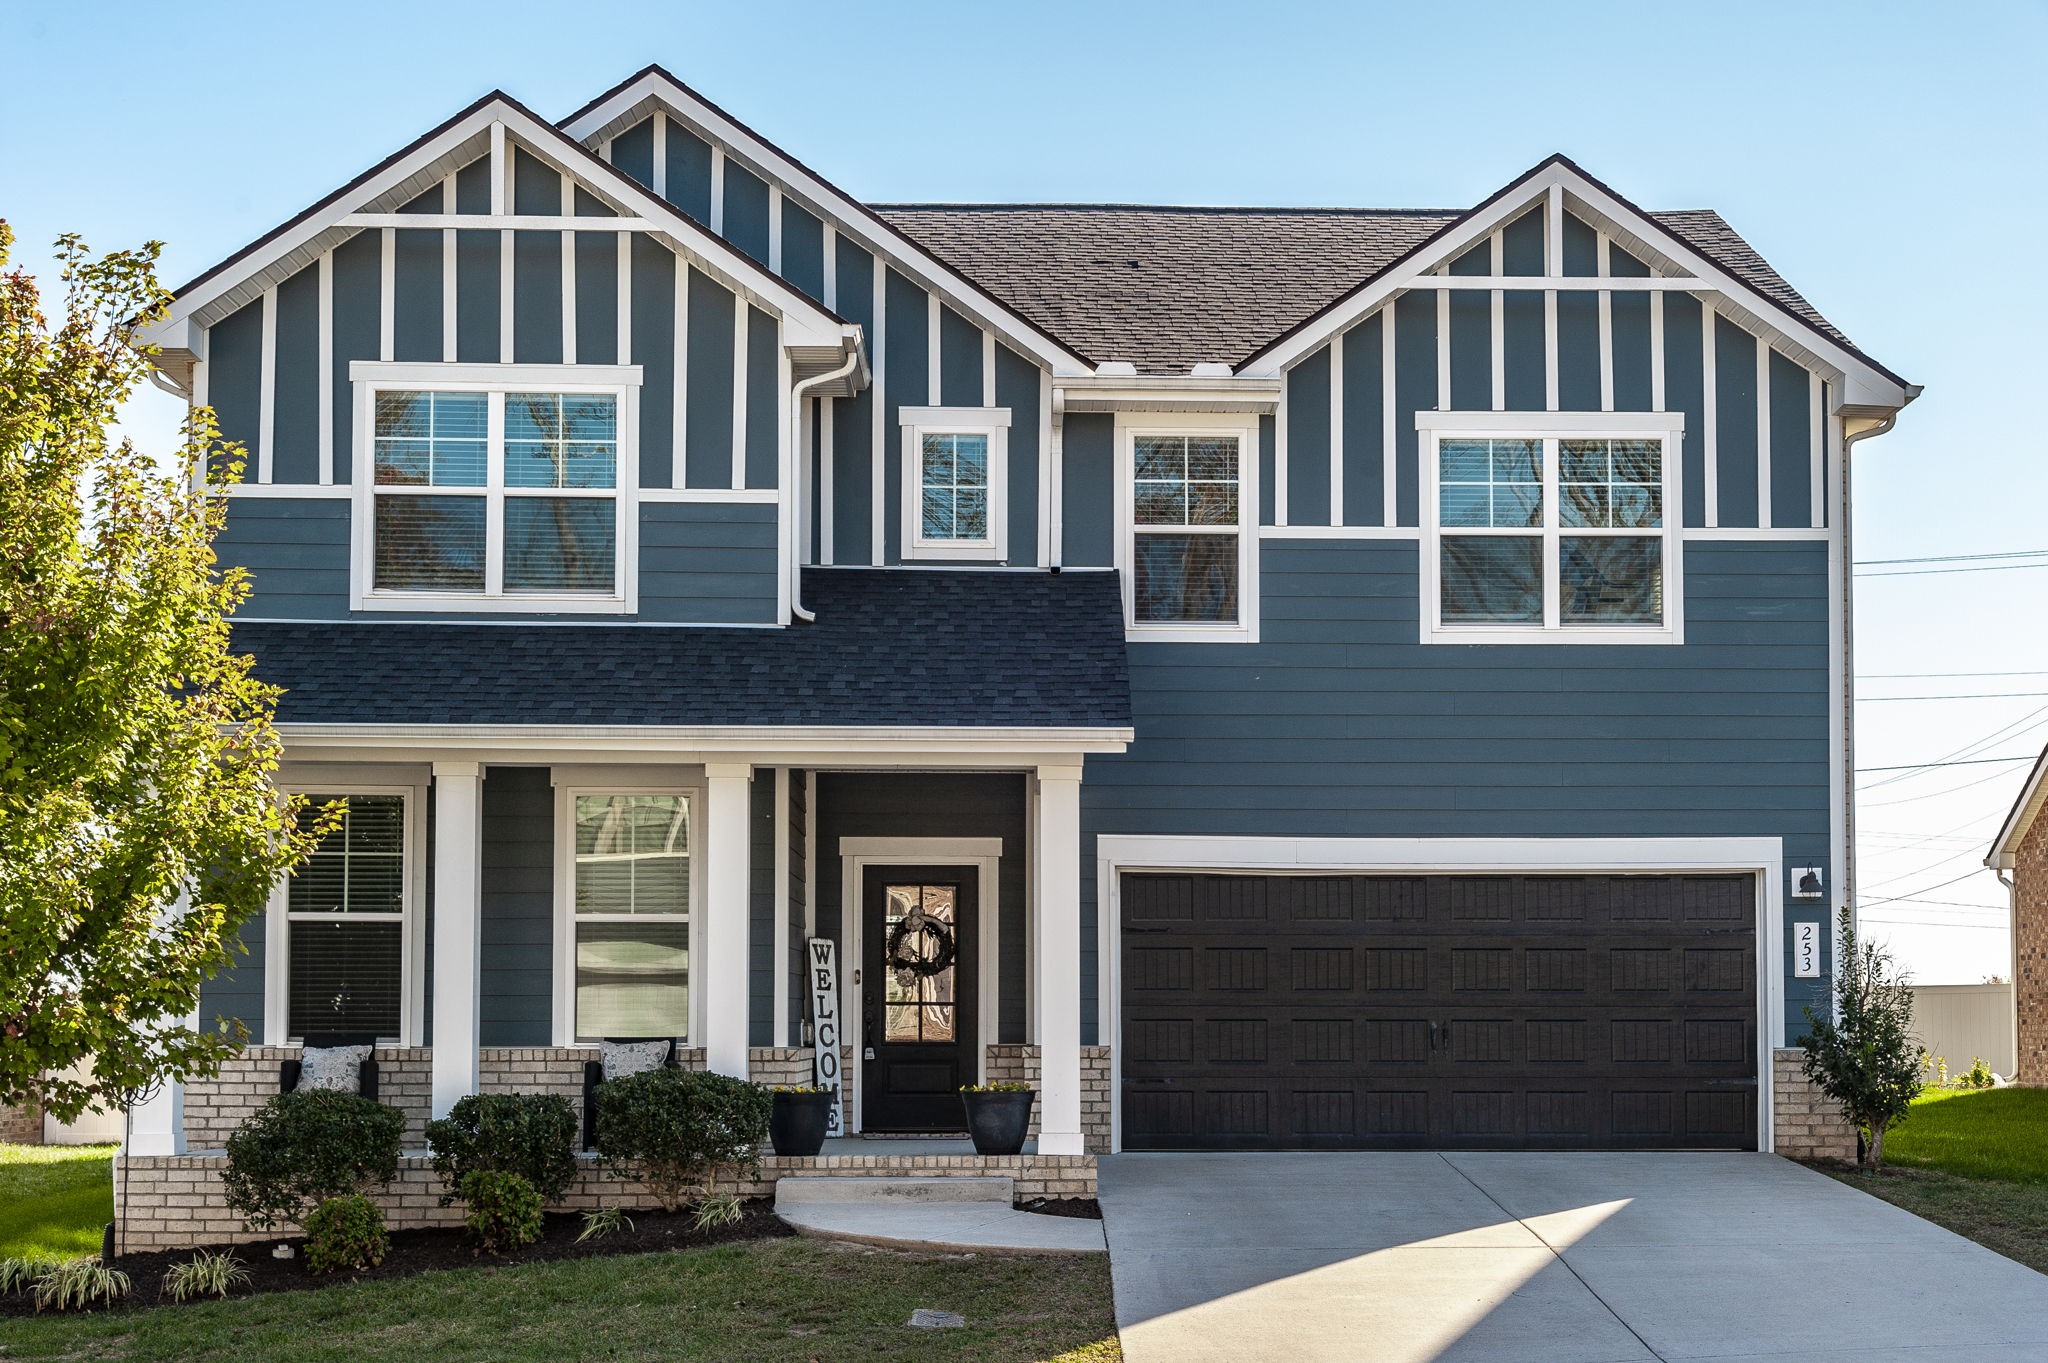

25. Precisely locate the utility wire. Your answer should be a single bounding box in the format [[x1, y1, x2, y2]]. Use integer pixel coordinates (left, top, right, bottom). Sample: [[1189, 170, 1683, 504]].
[[1859, 670, 2048, 680], [1859, 869, 1991, 908], [1855, 549, 2048, 566], [1858, 563, 2048, 578], [1855, 754, 2036, 773], [1861, 691, 2048, 702], [1857, 704, 2048, 792]]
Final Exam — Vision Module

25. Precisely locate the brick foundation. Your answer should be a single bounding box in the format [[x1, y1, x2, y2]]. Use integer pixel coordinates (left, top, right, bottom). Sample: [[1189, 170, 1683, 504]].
[[114, 1148, 1095, 1252], [2016, 813, 2047, 1085], [1, 1096, 42, 1145], [983, 1045, 1112, 1153], [1771, 1047, 1858, 1160]]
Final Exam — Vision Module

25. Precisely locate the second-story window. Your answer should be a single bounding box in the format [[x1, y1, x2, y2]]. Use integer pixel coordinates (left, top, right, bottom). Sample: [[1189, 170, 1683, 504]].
[[899, 407, 1010, 562], [349, 363, 639, 613], [1115, 414, 1260, 642]]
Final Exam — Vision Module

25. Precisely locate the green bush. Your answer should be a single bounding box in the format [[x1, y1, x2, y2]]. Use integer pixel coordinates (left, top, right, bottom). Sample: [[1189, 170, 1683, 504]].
[[1799, 906, 1924, 1170], [460, 1170, 544, 1254], [221, 1090, 404, 1230], [426, 1092, 578, 1207], [1964, 1057, 1997, 1090], [594, 1069, 771, 1212], [303, 1194, 389, 1274]]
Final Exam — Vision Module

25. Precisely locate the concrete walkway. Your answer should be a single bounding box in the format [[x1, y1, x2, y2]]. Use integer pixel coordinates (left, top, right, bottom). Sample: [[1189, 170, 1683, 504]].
[[1100, 1152, 2048, 1363], [773, 1174, 1106, 1255]]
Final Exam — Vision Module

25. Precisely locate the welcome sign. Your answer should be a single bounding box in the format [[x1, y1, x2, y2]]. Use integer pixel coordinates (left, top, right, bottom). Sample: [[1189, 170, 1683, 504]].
[[807, 938, 845, 1136]]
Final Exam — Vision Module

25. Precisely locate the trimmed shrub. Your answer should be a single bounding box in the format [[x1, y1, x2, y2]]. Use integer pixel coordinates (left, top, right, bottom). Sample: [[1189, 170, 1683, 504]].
[[594, 1069, 771, 1212], [460, 1170, 545, 1254], [221, 1090, 404, 1231], [426, 1092, 579, 1207], [303, 1194, 389, 1274]]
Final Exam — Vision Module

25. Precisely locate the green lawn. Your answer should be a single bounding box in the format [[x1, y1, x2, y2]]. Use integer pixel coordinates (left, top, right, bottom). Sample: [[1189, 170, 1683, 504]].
[[1882, 1087, 2048, 1183], [0, 1237, 1122, 1362], [0, 1143, 115, 1261]]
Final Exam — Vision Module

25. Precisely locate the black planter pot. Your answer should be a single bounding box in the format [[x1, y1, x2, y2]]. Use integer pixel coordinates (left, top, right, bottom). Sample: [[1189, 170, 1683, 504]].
[[961, 1090, 1035, 1155], [769, 1090, 833, 1157]]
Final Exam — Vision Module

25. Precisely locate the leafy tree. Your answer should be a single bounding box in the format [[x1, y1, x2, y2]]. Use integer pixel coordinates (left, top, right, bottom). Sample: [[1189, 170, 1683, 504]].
[[1798, 906, 1924, 1170], [0, 222, 325, 1121]]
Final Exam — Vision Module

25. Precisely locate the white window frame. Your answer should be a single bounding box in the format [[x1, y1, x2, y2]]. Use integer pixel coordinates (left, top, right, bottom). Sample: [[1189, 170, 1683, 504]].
[[263, 780, 428, 1047], [1113, 410, 1262, 643], [551, 777, 707, 1048], [898, 405, 1011, 563], [1418, 410, 1686, 646], [348, 361, 643, 615]]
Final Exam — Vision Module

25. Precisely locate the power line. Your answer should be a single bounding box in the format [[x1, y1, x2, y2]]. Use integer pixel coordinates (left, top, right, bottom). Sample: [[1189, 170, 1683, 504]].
[[1859, 670, 2048, 680], [1861, 691, 2048, 702], [1855, 549, 2048, 566], [1858, 704, 2048, 793], [1858, 869, 1991, 908], [1854, 754, 2037, 773], [1861, 764, 2038, 806], [1858, 563, 2048, 578]]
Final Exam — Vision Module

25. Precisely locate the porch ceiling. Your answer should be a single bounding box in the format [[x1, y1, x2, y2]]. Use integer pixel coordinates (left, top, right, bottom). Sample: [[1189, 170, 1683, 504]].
[[234, 568, 1131, 730]]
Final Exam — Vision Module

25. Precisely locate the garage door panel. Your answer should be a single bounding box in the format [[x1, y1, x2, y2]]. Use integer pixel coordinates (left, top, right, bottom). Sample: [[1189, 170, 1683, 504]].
[[1120, 872, 1758, 1151]]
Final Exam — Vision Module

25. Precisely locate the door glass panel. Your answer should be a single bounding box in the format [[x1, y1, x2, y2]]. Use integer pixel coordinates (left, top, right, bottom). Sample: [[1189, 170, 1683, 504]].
[[882, 883, 957, 1043]]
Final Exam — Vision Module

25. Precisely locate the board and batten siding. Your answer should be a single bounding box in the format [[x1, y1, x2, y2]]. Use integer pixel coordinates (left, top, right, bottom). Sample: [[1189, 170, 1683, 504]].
[[200, 145, 784, 624]]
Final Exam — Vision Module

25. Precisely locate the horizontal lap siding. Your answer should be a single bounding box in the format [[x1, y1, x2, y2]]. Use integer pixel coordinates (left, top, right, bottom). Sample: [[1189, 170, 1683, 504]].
[[1084, 537, 1833, 1043], [218, 499, 352, 618], [638, 502, 778, 623]]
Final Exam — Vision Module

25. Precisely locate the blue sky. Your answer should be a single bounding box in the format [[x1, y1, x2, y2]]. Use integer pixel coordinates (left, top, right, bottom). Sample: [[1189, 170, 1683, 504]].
[[7, 0, 2044, 982]]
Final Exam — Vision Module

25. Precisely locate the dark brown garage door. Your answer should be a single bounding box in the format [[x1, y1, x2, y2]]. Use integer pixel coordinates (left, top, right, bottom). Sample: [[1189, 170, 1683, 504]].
[[1120, 874, 1757, 1151]]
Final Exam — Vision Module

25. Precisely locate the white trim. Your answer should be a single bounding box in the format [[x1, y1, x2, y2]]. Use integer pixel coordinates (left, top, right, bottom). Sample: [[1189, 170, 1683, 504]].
[[871, 255, 887, 565], [1114, 410, 1261, 643], [1435, 288, 1451, 413], [441, 176, 458, 365], [559, 182, 578, 366], [1757, 340, 1773, 528], [257, 286, 277, 483], [552, 777, 705, 1047], [982, 331, 997, 409], [498, 228, 514, 363], [1094, 833, 1787, 1155], [899, 406, 1012, 562], [731, 298, 749, 490], [1808, 371, 1824, 532], [347, 362, 643, 615], [651, 113, 668, 198], [1649, 290, 1666, 411], [1489, 231, 1506, 412], [820, 396, 836, 564], [379, 229, 396, 363], [838, 836, 1006, 1122], [1328, 330, 1345, 527], [1273, 366, 1289, 527], [1040, 382, 1057, 567], [773, 767, 792, 1046], [1381, 305, 1398, 527], [264, 780, 429, 1048], [709, 146, 726, 235], [1597, 235, 1615, 413], [1414, 274, 1712, 292], [926, 294, 941, 404], [617, 225, 633, 365], [1260, 524, 1420, 540], [317, 253, 334, 483], [768, 187, 784, 275], [1702, 303, 1719, 527], [1418, 413, 1686, 645], [673, 258, 689, 491], [217, 484, 357, 499]]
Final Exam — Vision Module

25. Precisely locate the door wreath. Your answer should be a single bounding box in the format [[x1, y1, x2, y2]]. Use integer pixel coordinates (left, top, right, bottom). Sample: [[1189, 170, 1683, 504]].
[[885, 904, 957, 989]]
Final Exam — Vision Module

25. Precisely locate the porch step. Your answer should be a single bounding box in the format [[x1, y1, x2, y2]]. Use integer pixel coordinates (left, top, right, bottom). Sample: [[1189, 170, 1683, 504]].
[[773, 1175, 1014, 1207]]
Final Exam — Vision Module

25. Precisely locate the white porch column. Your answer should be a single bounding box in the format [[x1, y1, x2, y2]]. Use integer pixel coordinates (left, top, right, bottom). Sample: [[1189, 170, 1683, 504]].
[[1033, 763, 1085, 1155], [430, 760, 483, 1118], [125, 1021, 192, 1158], [701, 762, 754, 1078]]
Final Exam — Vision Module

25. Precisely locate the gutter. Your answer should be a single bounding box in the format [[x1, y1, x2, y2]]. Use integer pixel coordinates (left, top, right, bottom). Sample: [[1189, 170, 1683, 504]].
[[786, 338, 867, 622]]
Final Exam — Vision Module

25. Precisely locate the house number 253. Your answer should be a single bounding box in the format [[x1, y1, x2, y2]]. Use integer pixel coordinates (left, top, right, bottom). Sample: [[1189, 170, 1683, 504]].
[[1793, 921, 1821, 978]]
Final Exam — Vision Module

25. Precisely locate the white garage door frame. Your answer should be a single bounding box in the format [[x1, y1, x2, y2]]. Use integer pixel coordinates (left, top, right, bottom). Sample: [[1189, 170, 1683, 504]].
[[1095, 835, 1787, 1155]]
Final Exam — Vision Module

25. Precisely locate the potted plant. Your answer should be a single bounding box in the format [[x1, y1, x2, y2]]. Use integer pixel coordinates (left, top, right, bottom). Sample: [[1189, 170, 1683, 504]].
[[959, 1082, 1034, 1155], [767, 1085, 835, 1158]]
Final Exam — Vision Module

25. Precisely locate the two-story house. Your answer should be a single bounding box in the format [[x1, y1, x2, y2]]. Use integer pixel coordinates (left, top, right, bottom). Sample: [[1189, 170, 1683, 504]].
[[120, 66, 1909, 1237]]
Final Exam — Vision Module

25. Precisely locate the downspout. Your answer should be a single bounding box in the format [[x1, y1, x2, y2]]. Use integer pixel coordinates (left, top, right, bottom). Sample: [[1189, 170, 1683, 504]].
[[1998, 868, 2019, 1080], [1838, 410, 1897, 935], [786, 343, 866, 623]]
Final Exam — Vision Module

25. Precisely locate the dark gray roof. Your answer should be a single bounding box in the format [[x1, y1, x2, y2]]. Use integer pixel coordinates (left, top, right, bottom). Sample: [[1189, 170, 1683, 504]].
[[235, 568, 1131, 729], [876, 202, 1864, 377]]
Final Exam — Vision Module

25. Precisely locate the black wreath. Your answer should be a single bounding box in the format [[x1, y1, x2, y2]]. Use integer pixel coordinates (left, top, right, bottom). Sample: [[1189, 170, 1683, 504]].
[[885, 913, 957, 979]]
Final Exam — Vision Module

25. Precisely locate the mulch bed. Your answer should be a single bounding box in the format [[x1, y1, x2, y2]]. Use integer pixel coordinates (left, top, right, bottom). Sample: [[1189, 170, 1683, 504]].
[[1013, 1197, 1102, 1220], [0, 1202, 789, 1318]]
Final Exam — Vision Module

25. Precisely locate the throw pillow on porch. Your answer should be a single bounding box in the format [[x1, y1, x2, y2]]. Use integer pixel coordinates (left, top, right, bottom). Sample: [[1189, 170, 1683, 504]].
[[295, 1044, 372, 1094], [599, 1039, 671, 1082]]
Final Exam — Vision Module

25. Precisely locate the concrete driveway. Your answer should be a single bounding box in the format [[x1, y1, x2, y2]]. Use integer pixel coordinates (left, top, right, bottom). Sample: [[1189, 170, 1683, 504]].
[[1100, 1152, 2048, 1363]]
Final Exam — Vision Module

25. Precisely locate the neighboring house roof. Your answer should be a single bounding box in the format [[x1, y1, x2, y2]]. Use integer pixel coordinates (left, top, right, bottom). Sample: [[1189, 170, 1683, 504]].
[[1988, 745, 2048, 871], [874, 199, 1866, 378], [235, 569, 1132, 729]]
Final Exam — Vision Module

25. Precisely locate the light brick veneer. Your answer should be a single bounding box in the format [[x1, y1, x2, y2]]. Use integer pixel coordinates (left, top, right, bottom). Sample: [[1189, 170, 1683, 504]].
[[114, 1148, 1095, 1252], [2016, 813, 2048, 1085], [1, 1096, 42, 1145], [1771, 1047, 1858, 1160], [184, 1048, 433, 1150], [984, 1045, 1112, 1153]]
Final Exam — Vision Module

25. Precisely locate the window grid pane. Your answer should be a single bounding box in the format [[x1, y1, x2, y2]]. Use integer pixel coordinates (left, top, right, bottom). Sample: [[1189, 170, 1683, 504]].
[[288, 795, 405, 916], [1561, 536, 1663, 623], [503, 498, 615, 593], [373, 495, 486, 591], [374, 391, 486, 487], [919, 433, 991, 541], [504, 393, 618, 490], [575, 795, 690, 916], [575, 920, 688, 1040], [1561, 439, 1661, 529], [1439, 438, 1542, 528]]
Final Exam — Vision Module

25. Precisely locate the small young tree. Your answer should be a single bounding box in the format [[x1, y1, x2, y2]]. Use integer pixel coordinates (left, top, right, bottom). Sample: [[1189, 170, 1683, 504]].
[[0, 222, 325, 1122], [1798, 906, 1924, 1170]]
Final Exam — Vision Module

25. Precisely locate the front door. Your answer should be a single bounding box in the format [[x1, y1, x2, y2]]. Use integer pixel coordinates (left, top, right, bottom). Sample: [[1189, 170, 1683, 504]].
[[862, 866, 977, 1131]]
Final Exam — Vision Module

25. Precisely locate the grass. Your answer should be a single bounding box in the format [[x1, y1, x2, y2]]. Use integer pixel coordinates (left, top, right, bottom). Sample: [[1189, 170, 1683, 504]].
[[0, 1144, 115, 1261], [1881, 1086, 2048, 1183], [1815, 1086, 2048, 1275], [0, 1237, 1123, 1362]]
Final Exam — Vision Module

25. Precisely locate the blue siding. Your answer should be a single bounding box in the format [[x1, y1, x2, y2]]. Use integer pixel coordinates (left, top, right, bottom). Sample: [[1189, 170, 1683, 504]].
[[638, 501, 779, 623], [814, 772, 1028, 1043], [1715, 316, 1761, 527], [939, 307, 983, 409], [684, 269, 736, 489], [199, 913, 265, 1042], [330, 232, 381, 484], [219, 498, 351, 617], [749, 771, 775, 1046], [1062, 413, 1114, 567], [781, 201, 826, 301], [455, 228, 500, 364], [272, 264, 321, 484], [573, 227, 618, 365], [1448, 245, 1491, 413], [882, 269, 930, 565], [481, 766, 553, 1046], [1502, 206, 1545, 274], [1286, 347, 1331, 526], [393, 228, 441, 363], [1611, 290, 1654, 413], [1665, 292, 1708, 527], [630, 236, 677, 489], [610, 119, 654, 190], [994, 343, 1040, 561], [512, 231, 563, 365], [746, 305, 779, 489], [829, 236, 876, 563], [1340, 314, 1384, 526], [666, 123, 715, 227], [1770, 349, 1813, 528], [1086, 536, 1834, 1043], [1391, 291, 1434, 526], [209, 298, 262, 472], [723, 162, 772, 265]]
